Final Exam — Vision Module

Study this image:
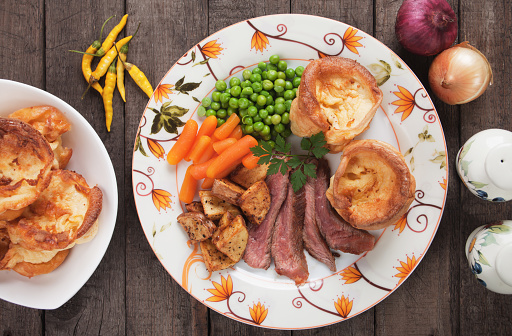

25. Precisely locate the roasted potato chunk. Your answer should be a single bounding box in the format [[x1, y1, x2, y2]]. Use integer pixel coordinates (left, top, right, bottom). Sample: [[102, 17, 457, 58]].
[[212, 215, 248, 263], [229, 163, 269, 189], [218, 211, 236, 229], [211, 178, 246, 205], [199, 190, 241, 221], [185, 201, 204, 213], [177, 212, 216, 241], [200, 238, 236, 272], [237, 181, 271, 225]]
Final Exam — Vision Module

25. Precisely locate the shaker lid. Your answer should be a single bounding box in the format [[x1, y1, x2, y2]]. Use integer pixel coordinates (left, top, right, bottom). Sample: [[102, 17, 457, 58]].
[[495, 243, 512, 287], [485, 142, 512, 191]]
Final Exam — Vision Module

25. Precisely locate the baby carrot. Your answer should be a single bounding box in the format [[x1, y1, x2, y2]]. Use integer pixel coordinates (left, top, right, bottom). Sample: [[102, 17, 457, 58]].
[[242, 152, 260, 170], [179, 165, 197, 204], [184, 115, 218, 161], [213, 137, 237, 154], [212, 113, 240, 140], [227, 125, 243, 140], [189, 156, 217, 180], [201, 177, 215, 189], [215, 158, 244, 179], [196, 141, 216, 164], [166, 119, 198, 165], [102, 59, 117, 132], [188, 135, 212, 164], [206, 135, 258, 178]]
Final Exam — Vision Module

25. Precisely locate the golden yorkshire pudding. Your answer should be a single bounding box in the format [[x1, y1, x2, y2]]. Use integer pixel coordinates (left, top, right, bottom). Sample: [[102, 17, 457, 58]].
[[327, 140, 416, 230], [0, 117, 54, 214], [290, 57, 383, 153], [7, 169, 103, 251], [12, 249, 69, 278], [9, 106, 73, 169]]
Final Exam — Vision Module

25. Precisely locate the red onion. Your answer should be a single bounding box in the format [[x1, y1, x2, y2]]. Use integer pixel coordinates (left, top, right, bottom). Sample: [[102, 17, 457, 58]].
[[395, 0, 458, 56]]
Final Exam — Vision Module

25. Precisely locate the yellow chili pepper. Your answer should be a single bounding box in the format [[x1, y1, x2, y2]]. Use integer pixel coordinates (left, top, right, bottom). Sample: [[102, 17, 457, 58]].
[[95, 14, 128, 57], [102, 59, 117, 132], [124, 62, 153, 98], [116, 46, 127, 102], [82, 43, 103, 95], [91, 35, 132, 82]]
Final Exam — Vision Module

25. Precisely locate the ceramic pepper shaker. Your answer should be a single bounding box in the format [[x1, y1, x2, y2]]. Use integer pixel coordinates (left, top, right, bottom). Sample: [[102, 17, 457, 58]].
[[456, 129, 512, 202], [465, 220, 512, 294]]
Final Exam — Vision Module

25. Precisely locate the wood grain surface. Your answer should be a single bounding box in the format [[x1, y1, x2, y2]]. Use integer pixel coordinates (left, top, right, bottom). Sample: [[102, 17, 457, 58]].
[[1, 0, 511, 335]]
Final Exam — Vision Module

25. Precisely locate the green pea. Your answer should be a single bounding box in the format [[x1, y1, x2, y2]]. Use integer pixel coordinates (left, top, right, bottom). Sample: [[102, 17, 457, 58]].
[[250, 73, 262, 83], [215, 80, 227, 91], [221, 101, 229, 109], [266, 105, 275, 114], [253, 121, 264, 132], [274, 85, 284, 93], [264, 116, 273, 125], [275, 90, 284, 97], [283, 89, 295, 100], [295, 66, 304, 77], [239, 109, 249, 118], [275, 78, 285, 87], [251, 82, 262, 93], [262, 134, 272, 141], [285, 100, 293, 111], [261, 125, 271, 136], [267, 70, 278, 81], [242, 69, 252, 80], [267, 140, 276, 149], [251, 68, 262, 76], [259, 109, 269, 119], [269, 54, 280, 64], [266, 95, 274, 106], [271, 114, 281, 125], [285, 68, 295, 79], [256, 95, 267, 106], [285, 81, 293, 90], [229, 77, 241, 87], [293, 77, 301, 88], [242, 116, 253, 125], [230, 85, 242, 97], [261, 71, 268, 80], [212, 91, 221, 102], [262, 79, 273, 91], [277, 71, 286, 80], [217, 109, 227, 118], [252, 115, 262, 122], [250, 93, 259, 102], [202, 97, 212, 107], [244, 125, 254, 134], [238, 97, 250, 109], [227, 107, 237, 116], [205, 109, 216, 117], [260, 90, 270, 97], [241, 79, 252, 88], [274, 123, 285, 133], [211, 102, 221, 111], [281, 112, 290, 124], [277, 60, 287, 71], [247, 106, 258, 117], [242, 86, 254, 95], [220, 92, 231, 103], [282, 128, 292, 138], [275, 103, 286, 115], [267, 63, 278, 71], [197, 105, 207, 117], [229, 97, 239, 108], [217, 118, 226, 127], [271, 129, 279, 139], [258, 62, 267, 70]]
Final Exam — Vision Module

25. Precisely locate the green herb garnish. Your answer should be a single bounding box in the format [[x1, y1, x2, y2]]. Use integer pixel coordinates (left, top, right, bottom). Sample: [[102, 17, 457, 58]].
[[250, 132, 330, 192]]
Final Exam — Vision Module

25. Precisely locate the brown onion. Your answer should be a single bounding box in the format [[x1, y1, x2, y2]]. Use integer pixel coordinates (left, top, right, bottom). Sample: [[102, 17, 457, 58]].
[[395, 0, 458, 56], [428, 42, 493, 105]]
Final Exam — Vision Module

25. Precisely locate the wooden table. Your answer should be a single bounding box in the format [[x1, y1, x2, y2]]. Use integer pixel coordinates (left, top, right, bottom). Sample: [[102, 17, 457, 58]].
[[1, 0, 511, 334]]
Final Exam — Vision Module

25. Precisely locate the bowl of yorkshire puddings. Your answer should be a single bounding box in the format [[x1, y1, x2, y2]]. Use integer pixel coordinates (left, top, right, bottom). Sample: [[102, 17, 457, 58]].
[[0, 79, 118, 309]]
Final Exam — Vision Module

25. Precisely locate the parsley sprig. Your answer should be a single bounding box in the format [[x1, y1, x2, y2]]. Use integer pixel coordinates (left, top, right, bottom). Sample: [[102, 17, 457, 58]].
[[250, 132, 330, 192]]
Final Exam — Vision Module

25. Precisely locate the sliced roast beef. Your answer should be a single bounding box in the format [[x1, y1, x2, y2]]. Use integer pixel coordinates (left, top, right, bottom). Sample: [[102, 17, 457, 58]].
[[303, 169, 337, 272], [271, 179, 309, 286], [243, 171, 289, 269], [315, 159, 376, 254]]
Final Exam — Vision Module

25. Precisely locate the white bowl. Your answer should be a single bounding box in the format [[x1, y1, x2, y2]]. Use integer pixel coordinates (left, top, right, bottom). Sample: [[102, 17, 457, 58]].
[[0, 79, 118, 309]]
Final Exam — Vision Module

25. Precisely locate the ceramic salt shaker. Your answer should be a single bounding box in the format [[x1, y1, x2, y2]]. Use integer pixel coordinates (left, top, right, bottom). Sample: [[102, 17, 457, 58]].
[[465, 220, 512, 294], [456, 129, 512, 202]]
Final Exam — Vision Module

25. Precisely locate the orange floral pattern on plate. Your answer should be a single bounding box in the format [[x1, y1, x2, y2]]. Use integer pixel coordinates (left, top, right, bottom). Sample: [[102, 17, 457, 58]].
[[249, 302, 269, 324], [153, 84, 174, 104], [391, 85, 416, 121], [200, 40, 224, 59], [152, 189, 173, 211], [251, 30, 269, 52], [334, 295, 353, 318], [340, 266, 362, 284], [342, 27, 363, 55], [395, 255, 418, 284], [206, 274, 233, 302]]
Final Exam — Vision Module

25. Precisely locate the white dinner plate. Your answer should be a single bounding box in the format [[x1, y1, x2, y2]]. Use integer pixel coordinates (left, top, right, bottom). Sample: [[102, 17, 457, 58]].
[[0, 79, 118, 309], [132, 14, 447, 329]]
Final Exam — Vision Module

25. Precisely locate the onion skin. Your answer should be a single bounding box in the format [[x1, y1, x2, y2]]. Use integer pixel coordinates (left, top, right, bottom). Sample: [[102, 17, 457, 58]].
[[395, 0, 458, 56], [428, 42, 493, 105]]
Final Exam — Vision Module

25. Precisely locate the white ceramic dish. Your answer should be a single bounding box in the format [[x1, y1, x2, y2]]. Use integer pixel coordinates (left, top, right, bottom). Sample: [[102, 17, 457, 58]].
[[0, 79, 118, 309], [132, 14, 448, 329]]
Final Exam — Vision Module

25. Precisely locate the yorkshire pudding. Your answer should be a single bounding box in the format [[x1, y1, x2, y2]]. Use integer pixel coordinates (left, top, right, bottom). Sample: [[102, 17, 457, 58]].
[[7, 169, 103, 251], [0, 117, 54, 214], [9, 106, 72, 169], [327, 140, 416, 230], [290, 57, 383, 153]]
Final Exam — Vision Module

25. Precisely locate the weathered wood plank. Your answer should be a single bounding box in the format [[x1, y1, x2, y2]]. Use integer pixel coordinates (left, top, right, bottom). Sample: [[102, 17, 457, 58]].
[[43, 0, 126, 335], [124, 1, 210, 335], [0, 0, 45, 334], [459, 0, 512, 335]]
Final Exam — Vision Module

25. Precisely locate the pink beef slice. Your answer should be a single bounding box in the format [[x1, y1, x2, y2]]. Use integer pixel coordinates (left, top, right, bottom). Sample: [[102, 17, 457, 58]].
[[315, 159, 376, 254], [243, 171, 289, 269], [271, 177, 309, 286]]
